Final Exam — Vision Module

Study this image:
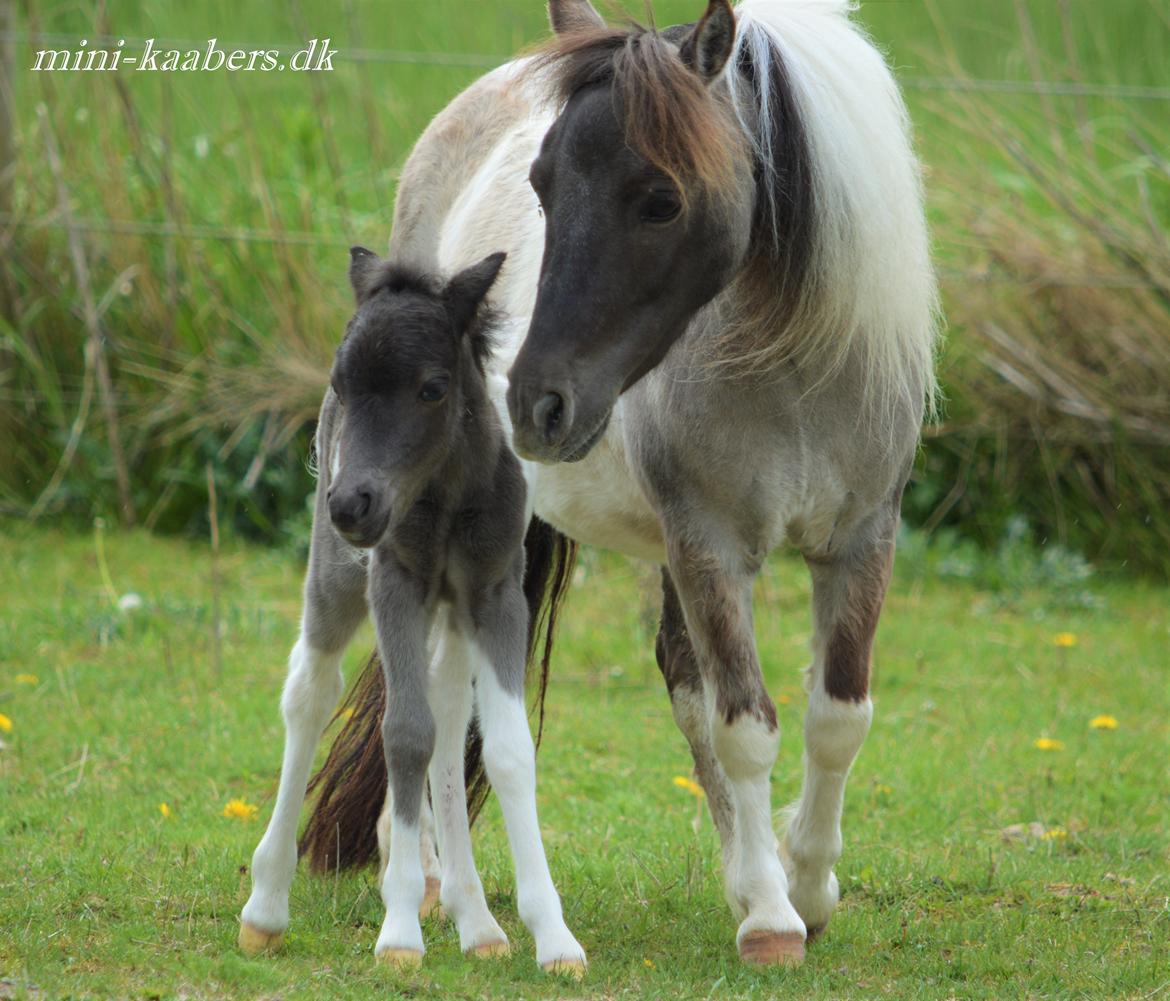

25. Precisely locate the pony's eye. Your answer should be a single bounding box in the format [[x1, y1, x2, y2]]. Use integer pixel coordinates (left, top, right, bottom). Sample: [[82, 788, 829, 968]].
[[642, 191, 682, 224], [419, 377, 449, 403]]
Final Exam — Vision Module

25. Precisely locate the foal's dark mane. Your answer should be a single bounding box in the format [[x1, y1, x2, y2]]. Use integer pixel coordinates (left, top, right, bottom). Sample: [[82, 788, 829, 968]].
[[350, 260, 498, 376], [529, 19, 817, 361]]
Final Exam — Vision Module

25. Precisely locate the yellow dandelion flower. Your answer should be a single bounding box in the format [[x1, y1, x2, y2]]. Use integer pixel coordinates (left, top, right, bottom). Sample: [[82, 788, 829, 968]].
[[643, 958, 655, 969], [339, 707, 355, 722], [15, 674, 39, 685], [672, 775, 705, 799], [1089, 715, 1118, 730], [222, 798, 259, 821], [776, 694, 792, 705], [1034, 737, 1064, 751], [874, 783, 893, 796], [1053, 633, 1078, 649], [0, 713, 12, 734], [1041, 827, 1068, 841], [159, 803, 172, 819]]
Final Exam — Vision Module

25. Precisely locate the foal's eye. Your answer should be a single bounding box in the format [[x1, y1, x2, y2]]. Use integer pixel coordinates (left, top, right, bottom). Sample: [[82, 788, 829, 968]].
[[641, 191, 682, 224], [419, 377, 449, 404]]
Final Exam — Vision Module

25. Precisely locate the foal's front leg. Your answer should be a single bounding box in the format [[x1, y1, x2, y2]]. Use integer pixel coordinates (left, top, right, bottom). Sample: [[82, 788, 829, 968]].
[[782, 506, 896, 937], [369, 560, 435, 965], [240, 546, 367, 954], [471, 579, 587, 975], [667, 535, 807, 966]]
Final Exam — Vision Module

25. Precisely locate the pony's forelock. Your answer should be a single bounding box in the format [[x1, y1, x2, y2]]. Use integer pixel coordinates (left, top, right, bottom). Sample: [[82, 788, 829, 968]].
[[528, 23, 745, 202]]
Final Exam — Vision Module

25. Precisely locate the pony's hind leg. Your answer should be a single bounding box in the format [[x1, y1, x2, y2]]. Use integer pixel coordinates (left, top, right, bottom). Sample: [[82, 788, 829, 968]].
[[471, 580, 586, 976], [782, 504, 897, 938], [240, 552, 368, 954], [656, 569, 736, 860], [426, 624, 509, 956], [666, 535, 806, 967]]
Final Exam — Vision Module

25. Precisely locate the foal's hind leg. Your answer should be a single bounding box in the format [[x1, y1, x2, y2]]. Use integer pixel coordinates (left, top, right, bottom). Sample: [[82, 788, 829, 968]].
[[782, 505, 897, 938], [426, 624, 509, 956], [666, 534, 806, 966], [471, 578, 586, 975], [656, 569, 735, 859], [240, 550, 367, 954]]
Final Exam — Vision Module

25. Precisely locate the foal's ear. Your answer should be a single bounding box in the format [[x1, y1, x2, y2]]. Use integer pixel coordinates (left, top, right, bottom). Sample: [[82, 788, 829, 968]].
[[444, 252, 507, 333], [679, 0, 736, 83], [348, 245, 380, 303], [548, 0, 605, 35]]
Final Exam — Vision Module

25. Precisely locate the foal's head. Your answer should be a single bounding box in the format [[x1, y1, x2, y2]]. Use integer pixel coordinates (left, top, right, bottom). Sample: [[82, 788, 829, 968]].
[[508, 0, 756, 463], [326, 248, 506, 548]]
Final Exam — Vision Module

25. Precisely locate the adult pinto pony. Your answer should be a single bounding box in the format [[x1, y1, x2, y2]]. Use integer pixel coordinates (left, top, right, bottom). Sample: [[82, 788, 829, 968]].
[[297, 0, 938, 968]]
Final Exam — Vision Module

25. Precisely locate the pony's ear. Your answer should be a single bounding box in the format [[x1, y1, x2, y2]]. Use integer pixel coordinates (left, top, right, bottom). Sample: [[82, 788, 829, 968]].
[[679, 0, 736, 83], [348, 246, 380, 303], [444, 252, 507, 333], [548, 0, 605, 35]]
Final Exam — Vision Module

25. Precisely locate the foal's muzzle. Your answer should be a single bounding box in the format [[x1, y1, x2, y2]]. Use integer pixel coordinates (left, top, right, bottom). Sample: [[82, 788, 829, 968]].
[[327, 481, 391, 548]]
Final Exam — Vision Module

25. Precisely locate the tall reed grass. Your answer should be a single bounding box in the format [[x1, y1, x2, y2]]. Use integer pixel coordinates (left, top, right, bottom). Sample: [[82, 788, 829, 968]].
[[2, 1, 1167, 572]]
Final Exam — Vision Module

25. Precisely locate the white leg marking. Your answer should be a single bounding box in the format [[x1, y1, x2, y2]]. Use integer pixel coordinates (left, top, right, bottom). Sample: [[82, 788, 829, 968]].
[[473, 651, 586, 974], [710, 710, 807, 957], [375, 817, 426, 962], [782, 690, 872, 932], [427, 630, 507, 954], [241, 638, 344, 945]]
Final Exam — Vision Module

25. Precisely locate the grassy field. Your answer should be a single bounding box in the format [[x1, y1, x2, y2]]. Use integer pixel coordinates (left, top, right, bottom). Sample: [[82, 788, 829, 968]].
[[1, 525, 1166, 999]]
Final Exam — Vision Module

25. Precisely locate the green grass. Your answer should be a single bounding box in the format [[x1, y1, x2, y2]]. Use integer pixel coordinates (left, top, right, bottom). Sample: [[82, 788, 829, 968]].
[[1, 525, 1166, 999]]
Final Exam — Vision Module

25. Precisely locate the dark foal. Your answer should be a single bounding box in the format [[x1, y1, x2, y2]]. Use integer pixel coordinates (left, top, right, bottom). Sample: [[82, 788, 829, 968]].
[[240, 249, 585, 973]]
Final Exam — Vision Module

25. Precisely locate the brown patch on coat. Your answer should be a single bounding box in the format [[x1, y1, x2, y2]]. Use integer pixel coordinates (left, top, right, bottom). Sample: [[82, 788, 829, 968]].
[[668, 546, 777, 731], [822, 544, 894, 703]]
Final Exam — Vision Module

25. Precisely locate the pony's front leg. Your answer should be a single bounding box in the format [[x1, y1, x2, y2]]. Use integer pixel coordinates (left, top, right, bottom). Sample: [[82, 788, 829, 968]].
[[240, 558, 367, 954], [370, 565, 435, 966], [426, 625, 509, 956], [782, 505, 896, 937], [656, 569, 736, 859], [472, 582, 586, 976], [667, 536, 806, 967]]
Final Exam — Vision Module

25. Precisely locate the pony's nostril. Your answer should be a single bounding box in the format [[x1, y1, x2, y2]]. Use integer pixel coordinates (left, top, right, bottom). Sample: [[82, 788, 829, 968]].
[[356, 491, 372, 519], [533, 391, 565, 443]]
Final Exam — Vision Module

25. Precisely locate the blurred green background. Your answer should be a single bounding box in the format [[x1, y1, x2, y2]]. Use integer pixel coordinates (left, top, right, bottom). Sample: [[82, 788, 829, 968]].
[[1, 0, 1168, 572]]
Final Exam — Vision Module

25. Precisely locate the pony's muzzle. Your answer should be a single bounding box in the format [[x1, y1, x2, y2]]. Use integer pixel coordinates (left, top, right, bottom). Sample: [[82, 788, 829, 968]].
[[508, 381, 577, 462]]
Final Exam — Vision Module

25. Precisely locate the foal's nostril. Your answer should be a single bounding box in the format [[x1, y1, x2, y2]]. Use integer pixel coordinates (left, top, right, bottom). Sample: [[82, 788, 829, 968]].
[[533, 391, 565, 444], [356, 490, 372, 519]]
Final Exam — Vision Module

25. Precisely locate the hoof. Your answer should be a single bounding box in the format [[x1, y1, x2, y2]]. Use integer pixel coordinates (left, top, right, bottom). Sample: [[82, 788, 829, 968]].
[[739, 930, 805, 967], [238, 922, 284, 956], [468, 939, 510, 958], [419, 876, 441, 920], [542, 958, 587, 980], [376, 947, 424, 969]]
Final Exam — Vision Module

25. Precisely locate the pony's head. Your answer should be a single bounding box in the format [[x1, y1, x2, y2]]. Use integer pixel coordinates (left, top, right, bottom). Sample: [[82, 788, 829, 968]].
[[508, 0, 756, 463], [326, 248, 505, 547]]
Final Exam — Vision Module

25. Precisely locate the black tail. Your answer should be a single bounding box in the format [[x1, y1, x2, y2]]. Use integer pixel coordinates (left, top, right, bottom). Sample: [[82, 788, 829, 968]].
[[298, 517, 577, 873]]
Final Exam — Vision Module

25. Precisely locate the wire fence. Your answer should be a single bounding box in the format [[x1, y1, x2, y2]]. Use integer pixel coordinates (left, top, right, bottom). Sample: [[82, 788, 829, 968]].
[[5, 30, 1170, 101]]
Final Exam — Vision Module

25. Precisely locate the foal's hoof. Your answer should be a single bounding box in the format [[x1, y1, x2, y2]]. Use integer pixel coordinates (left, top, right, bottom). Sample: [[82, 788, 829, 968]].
[[376, 947, 424, 969], [468, 939, 510, 958], [738, 930, 805, 967], [542, 958, 587, 980], [238, 922, 284, 956], [419, 876, 442, 919]]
